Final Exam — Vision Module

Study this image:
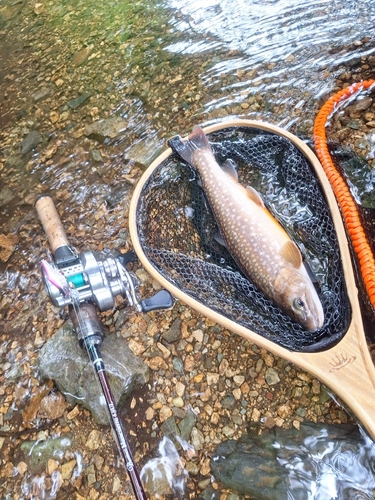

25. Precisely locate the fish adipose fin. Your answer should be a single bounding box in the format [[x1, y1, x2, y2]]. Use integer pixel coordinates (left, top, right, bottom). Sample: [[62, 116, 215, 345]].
[[246, 186, 265, 207], [168, 126, 212, 165], [280, 240, 302, 268], [222, 159, 239, 182]]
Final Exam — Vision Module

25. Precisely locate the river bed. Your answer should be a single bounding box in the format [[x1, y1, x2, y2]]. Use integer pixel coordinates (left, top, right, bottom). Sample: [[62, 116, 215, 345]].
[[1, 0, 375, 499]]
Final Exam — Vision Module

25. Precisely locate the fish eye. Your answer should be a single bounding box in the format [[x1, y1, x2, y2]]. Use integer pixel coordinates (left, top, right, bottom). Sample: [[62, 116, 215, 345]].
[[293, 298, 305, 310]]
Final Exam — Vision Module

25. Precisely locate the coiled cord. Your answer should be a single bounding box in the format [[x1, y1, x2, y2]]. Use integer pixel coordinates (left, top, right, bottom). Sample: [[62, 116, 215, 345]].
[[313, 80, 375, 309]]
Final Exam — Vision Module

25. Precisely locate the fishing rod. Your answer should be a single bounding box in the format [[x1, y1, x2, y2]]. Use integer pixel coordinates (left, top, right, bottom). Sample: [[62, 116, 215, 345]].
[[35, 194, 173, 500]]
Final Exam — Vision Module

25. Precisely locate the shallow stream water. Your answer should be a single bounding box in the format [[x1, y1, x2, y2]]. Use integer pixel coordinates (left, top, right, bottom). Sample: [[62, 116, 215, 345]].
[[1, 0, 375, 499]]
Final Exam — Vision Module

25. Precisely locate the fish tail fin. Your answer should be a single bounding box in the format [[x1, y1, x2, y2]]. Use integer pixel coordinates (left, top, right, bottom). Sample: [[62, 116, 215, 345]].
[[168, 126, 212, 164]]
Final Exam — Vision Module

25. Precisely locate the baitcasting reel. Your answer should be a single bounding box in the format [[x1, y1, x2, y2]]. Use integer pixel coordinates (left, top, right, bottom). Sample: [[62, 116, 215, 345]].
[[36, 194, 173, 315]]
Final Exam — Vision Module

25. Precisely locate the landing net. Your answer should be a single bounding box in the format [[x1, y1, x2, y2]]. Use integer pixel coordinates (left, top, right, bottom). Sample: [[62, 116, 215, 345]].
[[135, 126, 351, 353]]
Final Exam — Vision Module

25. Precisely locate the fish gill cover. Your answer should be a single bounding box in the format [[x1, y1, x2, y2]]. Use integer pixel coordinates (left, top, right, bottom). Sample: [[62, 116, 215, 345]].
[[135, 126, 351, 352]]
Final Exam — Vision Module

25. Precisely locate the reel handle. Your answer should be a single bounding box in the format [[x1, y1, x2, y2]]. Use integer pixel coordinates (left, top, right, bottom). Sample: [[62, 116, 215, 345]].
[[35, 194, 76, 265]]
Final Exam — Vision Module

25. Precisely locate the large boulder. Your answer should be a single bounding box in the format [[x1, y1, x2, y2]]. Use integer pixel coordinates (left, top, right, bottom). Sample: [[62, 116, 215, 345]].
[[38, 321, 149, 424]]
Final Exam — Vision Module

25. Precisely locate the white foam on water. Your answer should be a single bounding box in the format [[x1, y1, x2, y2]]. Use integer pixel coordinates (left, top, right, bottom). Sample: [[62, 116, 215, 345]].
[[141, 436, 190, 498]]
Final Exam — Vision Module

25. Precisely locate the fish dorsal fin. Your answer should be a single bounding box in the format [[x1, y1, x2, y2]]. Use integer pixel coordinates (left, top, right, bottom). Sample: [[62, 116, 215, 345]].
[[246, 186, 265, 207], [280, 240, 302, 268], [222, 159, 239, 182]]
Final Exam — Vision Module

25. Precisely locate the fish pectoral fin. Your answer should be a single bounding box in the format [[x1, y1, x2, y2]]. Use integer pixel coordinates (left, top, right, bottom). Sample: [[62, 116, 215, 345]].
[[280, 240, 302, 268], [222, 159, 239, 182], [246, 186, 265, 207], [214, 231, 227, 248]]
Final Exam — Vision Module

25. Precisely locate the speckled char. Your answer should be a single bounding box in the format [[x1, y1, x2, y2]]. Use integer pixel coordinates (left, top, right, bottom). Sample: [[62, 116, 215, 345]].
[[170, 126, 324, 331]]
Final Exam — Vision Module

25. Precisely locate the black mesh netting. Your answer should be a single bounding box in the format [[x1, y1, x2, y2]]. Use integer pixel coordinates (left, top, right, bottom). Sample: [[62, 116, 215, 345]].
[[135, 127, 352, 353]]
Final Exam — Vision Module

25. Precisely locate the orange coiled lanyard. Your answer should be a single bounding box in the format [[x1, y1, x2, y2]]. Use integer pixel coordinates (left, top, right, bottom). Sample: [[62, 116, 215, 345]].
[[313, 80, 375, 309]]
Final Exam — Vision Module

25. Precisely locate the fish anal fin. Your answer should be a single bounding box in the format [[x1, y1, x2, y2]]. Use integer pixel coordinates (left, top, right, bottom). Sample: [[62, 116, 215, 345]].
[[222, 159, 239, 182], [246, 186, 265, 207], [280, 240, 302, 268]]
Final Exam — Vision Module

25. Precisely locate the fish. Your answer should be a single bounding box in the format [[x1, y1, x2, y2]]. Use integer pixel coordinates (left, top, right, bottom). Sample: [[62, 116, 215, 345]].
[[169, 126, 324, 331]]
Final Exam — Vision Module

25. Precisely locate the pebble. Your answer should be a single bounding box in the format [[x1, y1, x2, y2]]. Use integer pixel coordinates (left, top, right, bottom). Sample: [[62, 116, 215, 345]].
[[16, 462, 28, 476], [265, 367, 280, 385], [172, 396, 184, 408], [21, 130, 42, 155], [159, 405, 173, 422], [175, 381, 185, 397], [67, 92, 92, 109], [0, 233, 19, 262], [191, 427, 205, 450], [73, 47, 92, 66], [47, 459, 59, 475], [86, 430, 101, 450], [163, 318, 182, 342], [147, 356, 168, 371], [50, 111, 59, 123], [61, 459, 76, 480], [34, 3, 44, 15]]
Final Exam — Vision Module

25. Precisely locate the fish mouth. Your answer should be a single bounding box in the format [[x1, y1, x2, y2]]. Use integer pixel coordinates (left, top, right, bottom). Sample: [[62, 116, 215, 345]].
[[303, 303, 324, 332]]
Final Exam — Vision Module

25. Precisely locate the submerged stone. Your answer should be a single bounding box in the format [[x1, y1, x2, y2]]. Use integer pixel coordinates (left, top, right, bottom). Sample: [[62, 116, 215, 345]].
[[178, 408, 196, 441], [20, 436, 72, 475], [84, 115, 127, 140], [67, 91, 92, 110], [211, 422, 375, 499], [21, 130, 42, 155], [163, 317, 182, 343], [38, 321, 149, 424]]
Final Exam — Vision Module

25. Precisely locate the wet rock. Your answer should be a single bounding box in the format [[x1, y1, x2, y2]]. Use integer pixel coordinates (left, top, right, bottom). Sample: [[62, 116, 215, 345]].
[[160, 416, 179, 444], [265, 367, 280, 385], [91, 149, 103, 162], [34, 3, 44, 15], [141, 437, 187, 497], [20, 436, 72, 475], [346, 96, 373, 112], [84, 115, 128, 140], [0, 233, 19, 262], [178, 408, 196, 441], [0, 186, 15, 207], [32, 87, 53, 102], [85, 429, 101, 450], [125, 136, 163, 166], [21, 130, 42, 155], [73, 47, 92, 66], [1, 5, 22, 21], [200, 485, 221, 500], [5, 153, 24, 169], [211, 423, 375, 499], [67, 91, 92, 110], [38, 321, 149, 424], [38, 391, 68, 420], [163, 317, 182, 343], [190, 427, 204, 451]]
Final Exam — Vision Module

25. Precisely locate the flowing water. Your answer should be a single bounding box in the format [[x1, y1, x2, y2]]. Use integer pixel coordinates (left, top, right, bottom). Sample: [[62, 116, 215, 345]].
[[1, 0, 375, 498]]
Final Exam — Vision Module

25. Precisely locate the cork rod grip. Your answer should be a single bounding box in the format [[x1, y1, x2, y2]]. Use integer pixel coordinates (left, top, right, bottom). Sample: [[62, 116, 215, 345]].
[[35, 195, 70, 254]]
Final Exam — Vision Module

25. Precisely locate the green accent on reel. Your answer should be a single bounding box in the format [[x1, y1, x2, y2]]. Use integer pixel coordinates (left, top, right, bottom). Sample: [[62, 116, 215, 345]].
[[67, 273, 85, 288]]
